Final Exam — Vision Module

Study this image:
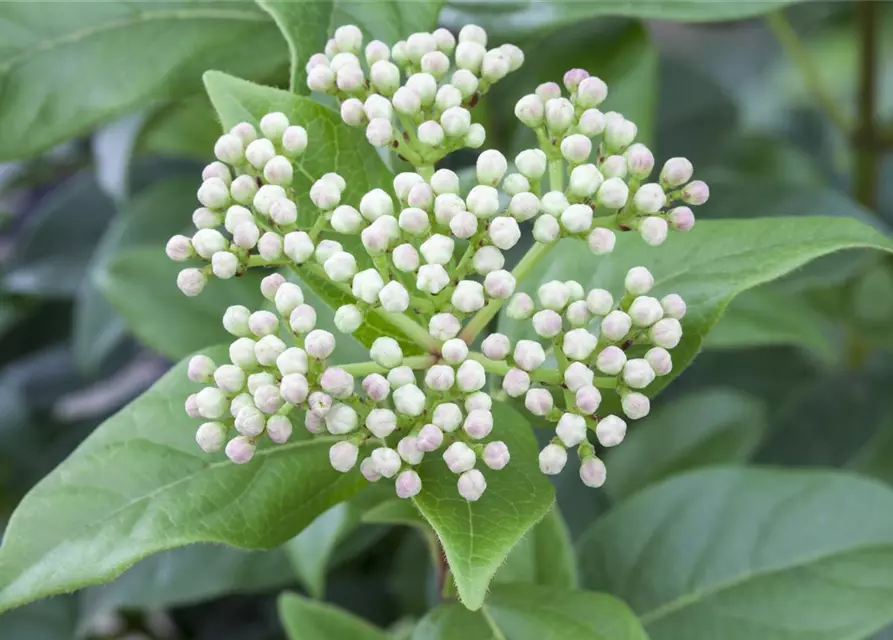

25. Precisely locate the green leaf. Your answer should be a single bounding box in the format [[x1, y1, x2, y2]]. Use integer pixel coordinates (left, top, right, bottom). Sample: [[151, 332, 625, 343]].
[[441, 0, 806, 39], [500, 217, 893, 398], [98, 247, 265, 360], [0, 598, 77, 640], [0, 1, 288, 161], [362, 498, 428, 529], [580, 468, 893, 640], [0, 347, 363, 613], [412, 400, 554, 610], [137, 95, 221, 159], [256, 0, 333, 92], [278, 592, 390, 640], [603, 389, 767, 502], [333, 0, 444, 43], [494, 505, 577, 589], [414, 584, 647, 640]]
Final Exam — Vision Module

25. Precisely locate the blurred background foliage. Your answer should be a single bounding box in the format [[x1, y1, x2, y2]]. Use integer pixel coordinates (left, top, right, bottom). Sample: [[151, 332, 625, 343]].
[[1, 1, 893, 638]]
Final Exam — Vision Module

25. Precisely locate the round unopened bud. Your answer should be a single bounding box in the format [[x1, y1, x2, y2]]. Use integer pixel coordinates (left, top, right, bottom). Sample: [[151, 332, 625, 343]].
[[305, 329, 336, 359], [229, 337, 258, 370], [433, 402, 463, 432], [416, 264, 450, 294], [477, 150, 508, 187], [544, 98, 575, 135], [435, 193, 465, 225], [456, 360, 486, 392], [214, 133, 244, 165], [435, 84, 462, 111], [177, 268, 206, 297], [532, 214, 560, 244], [283, 231, 314, 264], [224, 205, 253, 233], [481, 48, 509, 82], [247, 372, 275, 395], [226, 436, 256, 464], [197, 178, 229, 210], [397, 435, 424, 464], [596, 177, 629, 209], [188, 355, 216, 383], [567, 300, 589, 326], [577, 108, 605, 137], [365, 118, 393, 147], [576, 384, 602, 415], [362, 374, 390, 403], [506, 292, 535, 320], [321, 367, 355, 399], [395, 470, 422, 499], [370, 60, 400, 95], [272, 282, 303, 317], [532, 309, 562, 339], [378, 281, 409, 312], [406, 32, 436, 63], [429, 171, 459, 198], [444, 441, 476, 474], [333, 24, 363, 53], [503, 173, 530, 198], [562, 328, 597, 360], [315, 240, 343, 265], [447, 211, 476, 239], [482, 441, 510, 471], [211, 251, 238, 279], [464, 123, 486, 149], [561, 203, 593, 234], [623, 358, 656, 389], [193, 206, 220, 229], [196, 422, 227, 453], [223, 305, 251, 337], [165, 234, 193, 262], [515, 149, 547, 181], [466, 185, 500, 219], [601, 155, 627, 179], [352, 268, 384, 303], [247, 310, 278, 337], [539, 444, 568, 475], [406, 73, 438, 106], [329, 441, 359, 473], [254, 335, 286, 366], [254, 383, 285, 415], [605, 116, 637, 151], [257, 232, 282, 261], [334, 304, 364, 334], [660, 294, 686, 320], [668, 206, 695, 232], [594, 345, 625, 375], [481, 333, 511, 361], [455, 40, 486, 73], [365, 39, 389, 65], [576, 75, 608, 108], [560, 134, 593, 165], [392, 86, 422, 117], [601, 311, 632, 342], [642, 347, 672, 377], [488, 216, 521, 250], [229, 121, 257, 146], [196, 387, 227, 420], [360, 458, 381, 482], [418, 120, 445, 147], [625, 266, 654, 295], [425, 364, 455, 392], [513, 340, 546, 372], [310, 178, 342, 211], [330, 205, 363, 235], [556, 413, 587, 447], [457, 469, 487, 501], [502, 368, 530, 398], [563, 68, 590, 92], [568, 164, 604, 199], [371, 446, 401, 477], [506, 192, 538, 222], [580, 456, 607, 487], [429, 313, 461, 340], [266, 199, 296, 227], [277, 348, 308, 377], [565, 280, 584, 300], [281, 126, 308, 156], [682, 180, 709, 205], [660, 157, 693, 188], [324, 251, 358, 282], [564, 361, 594, 392], [538, 280, 570, 311], [367, 408, 398, 439], [370, 337, 403, 369], [650, 318, 683, 349], [305, 411, 325, 435], [234, 405, 266, 437], [263, 415, 291, 445], [326, 403, 359, 435], [587, 228, 616, 255], [358, 189, 393, 222], [185, 394, 201, 419], [416, 424, 444, 452], [625, 143, 655, 179], [629, 296, 664, 327], [399, 207, 430, 236], [336, 64, 366, 93], [621, 391, 650, 420], [420, 234, 455, 265], [191, 228, 227, 259], [446, 69, 476, 100], [308, 391, 332, 418], [472, 246, 504, 275], [596, 415, 627, 447], [540, 192, 567, 217], [421, 50, 450, 79], [634, 184, 667, 215], [262, 155, 293, 187], [484, 270, 516, 300], [437, 339, 467, 366]]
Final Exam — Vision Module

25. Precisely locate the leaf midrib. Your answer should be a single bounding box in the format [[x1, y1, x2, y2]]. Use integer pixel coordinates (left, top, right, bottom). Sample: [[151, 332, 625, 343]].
[[0, 7, 269, 75]]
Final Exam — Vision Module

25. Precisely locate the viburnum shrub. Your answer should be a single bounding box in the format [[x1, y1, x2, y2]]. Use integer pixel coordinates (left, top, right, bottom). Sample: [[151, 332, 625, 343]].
[[166, 23, 708, 502]]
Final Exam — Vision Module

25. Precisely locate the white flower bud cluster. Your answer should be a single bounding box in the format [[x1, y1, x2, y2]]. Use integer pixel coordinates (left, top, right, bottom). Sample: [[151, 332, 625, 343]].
[[501, 266, 687, 488], [512, 69, 709, 253], [307, 24, 522, 166]]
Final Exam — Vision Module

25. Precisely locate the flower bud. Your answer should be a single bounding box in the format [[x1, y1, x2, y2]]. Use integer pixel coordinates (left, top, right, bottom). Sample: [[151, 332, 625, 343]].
[[578, 382, 604, 413], [259, 415, 290, 445], [247, 372, 275, 395], [234, 405, 266, 437], [580, 456, 607, 487], [398, 207, 430, 236], [421, 50, 450, 79], [600, 311, 632, 342], [531, 309, 561, 339], [479, 442, 509, 473], [329, 205, 362, 235], [658, 295, 686, 322], [224, 205, 252, 234], [177, 268, 206, 297], [314, 240, 343, 265], [305, 329, 336, 359], [539, 444, 567, 475], [650, 317, 683, 349], [444, 441, 477, 473], [628, 296, 664, 327], [370, 60, 400, 95], [555, 412, 586, 447], [266, 199, 296, 227], [560, 134, 592, 165], [419, 234, 454, 265], [488, 216, 521, 250], [352, 268, 384, 302], [425, 364, 455, 391], [560, 203, 593, 234], [211, 252, 238, 279], [222, 306, 250, 338], [457, 468, 487, 501], [575, 109, 604, 138], [395, 469, 423, 499], [214, 133, 243, 165], [376, 281, 407, 313], [513, 340, 546, 371], [501, 174, 529, 198], [538, 193, 565, 218], [562, 328, 597, 360], [229, 337, 258, 369], [365, 39, 390, 64], [360, 218, 392, 255], [566, 279, 584, 301], [563, 68, 590, 92], [506, 292, 535, 320], [595, 414, 626, 447], [416, 423, 444, 452], [366, 408, 398, 439], [430, 403, 460, 433], [310, 178, 342, 211], [435, 193, 465, 225], [187, 355, 216, 384], [326, 403, 359, 435], [416, 264, 450, 294], [335, 304, 364, 333], [195, 386, 227, 420], [515, 149, 547, 180], [596, 177, 629, 209], [682, 180, 709, 205], [586, 227, 616, 255], [502, 368, 530, 398], [321, 367, 355, 399], [466, 185, 500, 219], [365, 118, 393, 147], [472, 246, 504, 275], [282, 126, 309, 156], [429, 313, 461, 340], [406, 31, 436, 63], [455, 41, 486, 73], [336, 64, 365, 94], [476, 150, 508, 186], [195, 421, 227, 453], [634, 185, 667, 216], [368, 337, 401, 369], [537, 280, 569, 311], [529, 214, 559, 244], [191, 228, 226, 259], [564, 361, 594, 392], [576, 75, 608, 108], [484, 269, 516, 300], [185, 394, 201, 418], [305, 411, 325, 434], [566, 300, 590, 327], [280, 232, 312, 265], [257, 232, 282, 261], [624, 144, 653, 180], [361, 373, 389, 403], [391, 39, 408, 64], [229, 121, 257, 146], [605, 116, 637, 151], [625, 266, 654, 295], [592, 346, 625, 377], [254, 334, 286, 366], [449, 69, 477, 99], [275, 347, 308, 377], [478, 334, 509, 363], [618, 391, 649, 421], [370, 447, 401, 478], [465, 391, 492, 412], [622, 358, 655, 389], [334, 24, 363, 54], [435, 84, 463, 111], [427, 171, 458, 199], [418, 120, 445, 147], [329, 441, 359, 473], [456, 360, 487, 392], [659, 157, 693, 188], [392, 86, 422, 116], [324, 251, 357, 282], [197, 177, 229, 210], [600, 155, 627, 179], [358, 188, 394, 222], [464, 123, 486, 148], [398, 436, 424, 464], [254, 383, 285, 415], [481, 48, 510, 82], [262, 155, 293, 187], [165, 234, 193, 262], [226, 436, 256, 464], [544, 98, 574, 134], [193, 206, 221, 229], [308, 391, 332, 417], [406, 72, 438, 106], [567, 164, 604, 199]]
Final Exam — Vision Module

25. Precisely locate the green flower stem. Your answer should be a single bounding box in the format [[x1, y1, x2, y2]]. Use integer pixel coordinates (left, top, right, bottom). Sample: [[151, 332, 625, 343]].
[[342, 355, 437, 376], [416, 164, 435, 181], [308, 212, 330, 242], [552, 336, 576, 408], [459, 241, 553, 344], [467, 352, 559, 385], [549, 158, 564, 192], [246, 255, 289, 268]]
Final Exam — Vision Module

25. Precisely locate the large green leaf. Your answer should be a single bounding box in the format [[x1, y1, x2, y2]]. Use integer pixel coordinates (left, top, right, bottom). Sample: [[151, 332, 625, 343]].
[[441, 0, 806, 39], [333, 0, 444, 44], [604, 389, 767, 502], [580, 468, 893, 640], [137, 95, 221, 159], [279, 592, 390, 640], [256, 0, 333, 92], [0, 346, 364, 613], [500, 217, 893, 397], [414, 584, 647, 640], [0, 597, 76, 640], [412, 401, 554, 610], [494, 504, 577, 589], [0, 1, 287, 161]]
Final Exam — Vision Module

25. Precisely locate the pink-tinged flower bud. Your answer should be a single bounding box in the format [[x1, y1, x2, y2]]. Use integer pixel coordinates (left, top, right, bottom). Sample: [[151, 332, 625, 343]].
[[448, 69, 477, 100], [586, 227, 616, 255], [187, 355, 216, 383], [192, 228, 227, 259], [229, 337, 257, 370], [533, 82, 559, 101], [465, 391, 492, 412], [625, 266, 654, 295], [433, 402, 463, 432], [545, 98, 575, 134], [416, 264, 450, 294], [561, 134, 593, 165], [566, 300, 590, 327], [256, 232, 282, 261], [235, 406, 266, 437], [538, 280, 570, 311], [457, 468, 487, 501], [258, 111, 289, 141], [360, 458, 382, 482], [329, 441, 359, 472], [563, 328, 597, 361], [640, 216, 669, 247], [650, 318, 683, 349], [230, 121, 257, 146], [243, 138, 275, 172], [576, 76, 608, 108], [366, 408, 398, 438], [228, 393, 253, 419], [444, 441, 477, 473], [576, 384, 602, 415], [305, 411, 325, 434], [628, 296, 664, 328], [166, 235, 193, 262], [371, 447, 401, 478], [464, 185, 499, 220], [425, 364, 455, 392], [341, 98, 367, 127], [501, 43, 524, 70], [472, 246, 504, 276], [483, 269, 516, 300], [281, 125, 308, 156], [660, 157, 693, 188], [600, 155, 627, 179], [394, 384, 426, 417], [577, 108, 606, 137], [417, 423, 445, 452], [620, 391, 649, 421], [214, 133, 244, 165], [392, 86, 422, 116], [505, 192, 538, 223], [360, 219, 391, 256], [276, 348, 308, 378], [406, 72, 438, 106], [563, 68, 590, 92], [305, 329, 336, 360], [418, 234, 453, 266], [564, 361, 594, 392], [440, 338, 468, 365], [660, 294, 686, 320], [427, 313, 459, 341], [334, 24, 363, 53], [309, 391, 332, 417], [309, 178, 341, 211], [452, 280, 486, 313], [398, 436, 425, 464], [531, 309, 562, 339], [455, 40, 486, 73], [407, 32, 436, 63], [682, 180, 709, 205], [196, 422, 227, 453], [596, 415, 626, 447], [370, 60, 400, 95], [502, 368, 531, 398], [568, 164, 604, 199], [329, 205, 362, 236], [267, 200, 297, 227], [643, 347, 671, 377], [398, 207, 430, 236], [440, 106, 471, 138], [247, 372, 274, 395], [560, 203, 593, 234], [214, 364, 245, 393], [282, 231, 314, 264], [395, 469, 422, 499], [596, 177, 629, 209], [321, 367, 355, 399], [666, 207, 695, 234], [197, 177, 230, 210], [185, 394, 201, 418], [605, 116, 637, 151], [323, 251, 357, 282], [456, 360, 487, 392], [407, 183, 434, 210], [480, 334, 509, 362], [506, 292, 535, 320], [623, 358, 655, 389], [634, 183, 667, 214], [601, 311, 632, 342], [263, 155, 294, 187], [362, 373, 391, 402], [532, 214, 560, 244], [388, 366, 415, 388], [476, 150, 508, 187], [193, 206, 221, 230], [247, 310, 278, 338], [359, 188, 394, 222], [625, 143, 654, 180], [334, 304, 363, 334], [483, 441, 510, 471], [177, 268, 206, 297], [422, 50, 451, 79], [556, 413, 587, 447], [459, 23, 488, 45], [326, 403, 359, 435], [336, 64, 366, 94], [353, 268, 385, 302], [314, 240, 343, 265], [446, 210, 475, 239], [513, 340, 546, 372], [594, 346, 625, 376], [226, 436, 256, 464], [306, 51, 331, 71], [515, 149, 547, 181], [418, 120, 445, 147], [580, 456, 607, 488], [433, 27, 456, 54], [539, 443, 568, 475], [370, 337, 403, 368]]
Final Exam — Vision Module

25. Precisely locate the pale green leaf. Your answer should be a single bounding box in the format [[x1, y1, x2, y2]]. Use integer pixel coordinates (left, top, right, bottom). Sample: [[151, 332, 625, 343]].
[[256, 0, 333, 92], [412, 603, 494, 639], [0, 1, 287, 160], [278, 592, 390, 640], [494, 505, 577, 589], [0, 347, 363, 613], [333, 0, 444, 43], [412, 400, 554, 610], [580, 468, 893, 640]]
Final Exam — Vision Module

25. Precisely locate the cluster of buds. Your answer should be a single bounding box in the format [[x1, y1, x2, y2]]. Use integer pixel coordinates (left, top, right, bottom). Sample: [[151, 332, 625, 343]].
[[306, 24, 522, 166], [169, 22, 708, 500]]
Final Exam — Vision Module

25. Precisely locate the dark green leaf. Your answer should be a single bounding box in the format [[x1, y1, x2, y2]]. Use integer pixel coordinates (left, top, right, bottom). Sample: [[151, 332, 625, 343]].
[[137, 95, 221, 159], [0, 347, 363, 613], [278, 592, 390, 640], [412, 400, 554, 610], [412, 603, 494, 640], [604, 389, 767, 502], [494, 505, 577, 589], [362, 498, 428, 529], [257, 0, 333, 92], [580, 468, 893, 640], [0, 597, 77, 640], [333, 0, 444, 43]]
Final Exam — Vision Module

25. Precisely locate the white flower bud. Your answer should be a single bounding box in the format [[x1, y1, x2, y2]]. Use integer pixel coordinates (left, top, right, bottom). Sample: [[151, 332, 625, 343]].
[[247, 372, 275, 395], [596, 177, 629, 209], [187, 355, 216, 384], [262, 415, 291, 444], [406, 31, 436, 63], [434, 193, 465, 224], [444, 210, 474, 239], [476, 150, 508, 187], [566, 300, 590, 327], [192, 206, 221, 230], [465, 391, 492, 412], [314, 240, 342, 265], [257, 232, 283, 261], [281, 125, 308, 156], [424, 364, 455, 392], [433, 402, 463, 432], [464, 123, 486, 149], [455, 40, 486, 73], [368, 338, 401, 370], [479, 334, 509, 362], [545, 98, 574, 134], [660, 157, 693, 188], [560, 134, 592, 165], [574, 109, 604, 138], [392, 87, 422, 117], [596, 414, 627, 447], [395, 469, 422, 499], [481, 48, 510, 82], [211, 252, 238, 279], [419, 50, 449, 79], [513, 340, 546, 372], [370, 60, 400, 95], [308, 391, 332, 418], [419, 234, 454, 265], [435, 84, 463, 111], [350, 191, 389, 226], [416, 423, 444, 452], [634, 185, 667, 217], [429, 313, 461, 340], [584, 227, 615, 255], [447, 69, 476, 99], [334, 304, 364, 334], [197, 177, 229, 210], [366, 408, 398, 439], [352, 268, 384, 303], [528, 214, 559, 244], [600, 155, 627, 180], [196, 386, 227, 420], [456, 360, 486, 392], [242, 137, 275, 172], [625, 266, 654, 295], [514, 94, 544, 128], [580, 456, 607, 487], [359, 217, 393, 255], [504, 192, 538, 223], [576, 384, 603, 414], [329, 441, 359, 473], [667, 206, 695, 233], [539, 192, 566, 217], [191, 228, 226, 259], [214, 134, 244, 165], [223, 305, 251, 337], [365, 39, 389, 64], [362, 374, 390, 402], [444, 441, 477, 474], [362, 117, 391, 147], [452, 280, 486, 313], [398, 435, 424, 464], [235, 405, 266, 437], [555, 413, 586, 447], [487, 216, 520, 250], [457, 468, 487, 501], [623, 358, 655, 389], [404, 72, 436, 106], [226, 436, 256, 464], [484, 269, 516, 300], [437, 339, 467, 366], [255, 383, 285, 415], [536, 280, 568, 311], [305, 329, 336, 359], [625, 143, 654, 180], [267, 199, 296, 227], [650, 318, 683, 349], [177, 268, 206, 297], [195, 422, 227, 453], [573, 75, 606, 107], [323, 251, 357, 282], [360, 457, 381, 482], [618, 391, 649, 421], [592, 346, 624, 376], [254, 335, 286, 366], [682, 180, 709, 205], [165, 234, 193, 262], [605, 116, 637, 151], [229, 121, 257, 146], [564, 361, 594, 392], [381, 245, 417, 276], [567, 164, 604, 199], [336, 64, 365, 94], [659, 295, 686, 322], [416, 120, 444, 147], [376, 281, 407, 313], [398, 207, 430, 235], [371, 446, 401, 477], [464, 185, 499, 219], [229, 337, 258, 370], [539, 444, 567, 475], [506, 292, 535, 320], [600, 311, 632, 342], [502, 368, 530, 398], [275, 348, 308, 377], [501, 43, 524, 70], [305, 411, 325, 434], [563, 68, 590, 92], [246, 310, 277, 338], [231, 221, 259, 251], [627, 296, 662, 327], [333, 24, 363, 54], [479, 442, 508, 472], [310, 179, 341, 211], [531, 309, 561, 339], [320, 367, 355, 400], [559, 203, 593, 234], [326, 403, 359, 435], [472, 245, 504, 275], [261, 155, 293, 187], [515, 149, 547, 180], [416, 264, 450, 294], [328, 206, 362, 236], [562, 328, 597, 360], [271, 282, 303, 317], [185, 394, 201, 418], [281, 231, 313, 264], [502, 173, 530, 198]]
